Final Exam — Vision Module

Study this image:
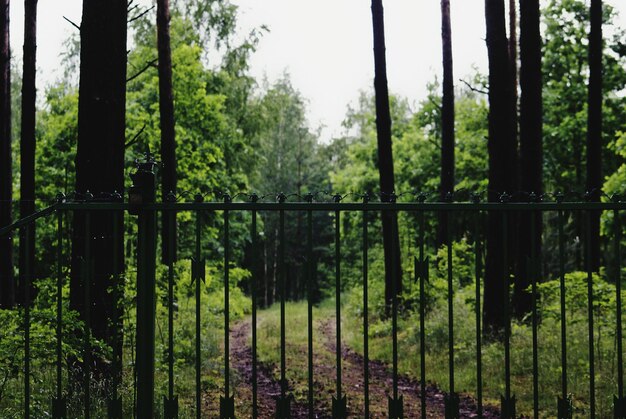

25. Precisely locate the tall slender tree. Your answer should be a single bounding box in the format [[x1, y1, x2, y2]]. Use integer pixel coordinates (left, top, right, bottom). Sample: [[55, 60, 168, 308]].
[[483, 0, 517, 330], [157, 0, 177, 264], [0, 0, 13, 308], [71, 0, 127, 350], [587, 0, 602, 271], [515, 0, 543, 315], [437, 0, 455, 246], [19, 0, 38, 301], [371, 0, 402, 305]]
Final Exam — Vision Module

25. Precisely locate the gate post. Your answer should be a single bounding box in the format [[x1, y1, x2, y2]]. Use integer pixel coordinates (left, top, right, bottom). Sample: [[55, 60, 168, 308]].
[[129, 154, 158, 418]]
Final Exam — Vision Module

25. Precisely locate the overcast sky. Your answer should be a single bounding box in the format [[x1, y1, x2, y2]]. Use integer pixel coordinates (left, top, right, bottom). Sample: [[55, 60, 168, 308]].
[[8, 1, 626, 142]]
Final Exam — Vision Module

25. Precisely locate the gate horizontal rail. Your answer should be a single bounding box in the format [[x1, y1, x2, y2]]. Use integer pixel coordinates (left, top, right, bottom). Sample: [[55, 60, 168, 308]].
[[0, 194, 625, 418]]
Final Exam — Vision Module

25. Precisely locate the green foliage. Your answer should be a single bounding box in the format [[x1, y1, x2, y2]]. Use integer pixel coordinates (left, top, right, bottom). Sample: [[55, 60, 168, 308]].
[[343, 270, 626, 417], [543, 0, 626, 193]]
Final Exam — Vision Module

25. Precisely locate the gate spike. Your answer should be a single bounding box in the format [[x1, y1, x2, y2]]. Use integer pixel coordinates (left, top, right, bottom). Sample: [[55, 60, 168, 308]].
[[51, 396, 67, 419], [615, 395, 626, 419], [500, 394, 516, 419], [388, 395, 404, 419], [332, 394, 348, 418], [191, 257, 205, 285], [107, 396, 122, 418], [164, 395, 179, 418], [275, 394, 293, 419], [220, 394, 235, 419], [444, 392, 459, 419], [415, 256, 429, 283], [557, 395, 572, 419]]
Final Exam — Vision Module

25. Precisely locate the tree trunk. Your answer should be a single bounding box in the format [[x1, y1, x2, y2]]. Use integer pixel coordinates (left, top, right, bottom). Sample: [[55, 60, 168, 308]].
[[71, 0, 127, 357], [437, 0, 455, 247], [586, 0, 602, 272], [371, 0, 402, 307], [516, 0, 543, 316], [0, 0, 13, 308], [483, 0, 517, 332], [19, 0, 37, 305], [157, 0, 177, 264]]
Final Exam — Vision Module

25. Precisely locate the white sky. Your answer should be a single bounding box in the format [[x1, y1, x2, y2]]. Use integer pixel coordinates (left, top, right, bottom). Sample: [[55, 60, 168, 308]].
[[8, 1, 626, 142]]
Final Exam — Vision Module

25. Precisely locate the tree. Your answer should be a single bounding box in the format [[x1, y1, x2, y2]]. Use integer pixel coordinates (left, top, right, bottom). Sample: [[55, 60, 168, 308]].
[[0, 0, 12, 308], [483, 0, 518, 330], [157, 0, 177, 264], [586, 0, 602, 271], [371, 0, 402, 306], [542, 0, 626, 273], [515, 0, 542, 315], [70, 0, 127, 352], [19, 0, 37, 305], [438, 0, 455, 246], [249, 76, 330, 305]]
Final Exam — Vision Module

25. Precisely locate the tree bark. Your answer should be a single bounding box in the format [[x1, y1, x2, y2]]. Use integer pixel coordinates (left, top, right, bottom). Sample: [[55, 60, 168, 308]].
[[516, 0, 543, 316], [437, 0, 455, 246], [371, 0, 402, 306], [19, 0, 37, 305], [586, 0, 602, 272], [157, 0, 177, 264], [71, 0, 127, 354], [483, 0, 517, 331], [0, 0, 13, 308]]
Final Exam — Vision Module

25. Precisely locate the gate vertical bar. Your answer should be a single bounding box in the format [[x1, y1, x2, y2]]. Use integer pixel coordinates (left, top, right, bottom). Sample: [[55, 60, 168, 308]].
[[83, 211, 91, 419], [280, 198, 286, 397], [275, 193, 292, 418], [586, 210, 596, 417], [331, 195, 347, 417], [54, 207, 65, 418], [418, 200, 427, 419], [474, 203, 483, 418], [392, 210, 399, 401], [23, 223, 32, 419], [447, 210, 454, 396], [336, 204, 342, 400], [164, 202, 177, 418], [531, 210, 539, 419], [306, 194, 314, 418], [108, 206, 123, 418], [363, 197, 370, 418], [251, 201, 259, 419], [615, 207, 624, 414], [220, 195, 235, 418], [134, 161, 157, 418], [557, 206, 571, 418], [444, 207, 459, 418], [194, 207, 202, 419], [501, 207, 515, 418]]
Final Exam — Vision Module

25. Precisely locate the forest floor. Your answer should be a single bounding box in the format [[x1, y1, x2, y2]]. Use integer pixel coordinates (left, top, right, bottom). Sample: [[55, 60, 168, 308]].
[[209, 303, 501, 418]]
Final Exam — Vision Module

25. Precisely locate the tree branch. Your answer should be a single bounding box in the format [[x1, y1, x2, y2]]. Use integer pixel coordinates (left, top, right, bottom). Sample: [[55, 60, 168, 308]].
[[125, 124, 147, 149], [63, 16, 81, 31], [459, 78, 488, 95], [128, 6, 155, 24], [126, 59, 158, 83]]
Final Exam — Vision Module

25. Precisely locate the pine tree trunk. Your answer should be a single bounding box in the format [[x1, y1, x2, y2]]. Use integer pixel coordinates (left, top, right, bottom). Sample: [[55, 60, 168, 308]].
[[19, 0, 37, 304], [71, 0, 127, 357], [483, 0, 517, 332], [516, 0, 543, 316], [371, 0, 402, 307], [157, 0, 177, 264], [0, 0, 13, 308], [437, 0, 455, 246], [587, 0, 602, 272]]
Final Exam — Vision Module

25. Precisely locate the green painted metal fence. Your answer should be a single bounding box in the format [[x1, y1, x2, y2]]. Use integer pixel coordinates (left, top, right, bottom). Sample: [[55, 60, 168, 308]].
[[1, 172, 625, 418]]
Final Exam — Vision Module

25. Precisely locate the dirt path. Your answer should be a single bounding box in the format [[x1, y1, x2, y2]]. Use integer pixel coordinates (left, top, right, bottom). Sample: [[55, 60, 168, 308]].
[[228, 316, 500, 418]]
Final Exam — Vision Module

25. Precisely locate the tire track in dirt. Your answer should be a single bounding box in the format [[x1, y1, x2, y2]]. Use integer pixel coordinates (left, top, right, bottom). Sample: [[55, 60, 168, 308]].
[[228, 316, 500, 418], [318, 317, 501, 418]]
